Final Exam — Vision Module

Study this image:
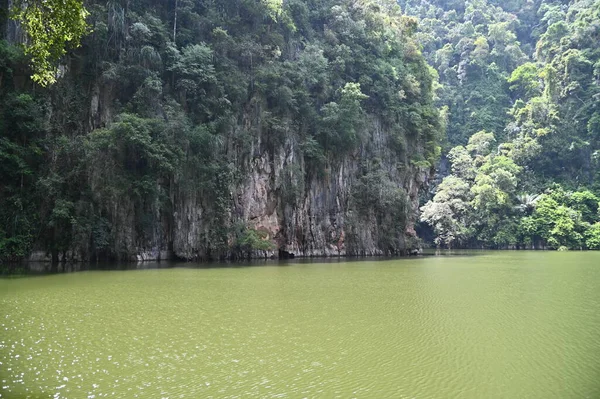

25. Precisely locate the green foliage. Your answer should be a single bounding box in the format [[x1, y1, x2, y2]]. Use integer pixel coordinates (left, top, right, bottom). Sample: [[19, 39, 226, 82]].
[[420, 175, 472, 248], [571, 191, 600, 224], [401, 0, 526, 146], [409, 0, 600, 250], [586, 223, 600, 250], [422, 131, 523, 248], [467, 131, 496, 158], [404, 0, 600, 192], [0, 40, 26, 86], [0, 226, 33, 261], [10, 0, 89, 86], [516, 185, 600, 250], [508, 63, 542, 100], [509, 2, 600, 186], [421, 130, 600, 250], [232, 225, 276, 259], [85, 113, 182, 189], [0, 74, 46, 260], [351, 161, 409, 253], [319, 83, 369, 154], [1, 0, 443, 262]]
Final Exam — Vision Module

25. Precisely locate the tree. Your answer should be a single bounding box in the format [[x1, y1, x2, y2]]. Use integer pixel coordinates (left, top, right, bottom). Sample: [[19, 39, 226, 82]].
[[10, 0, 89, 86], [319, 82, 369, 153], [1, 0, 444, 262], [420, 176, 473, 248], [586, 223, 600, 250], [508, 63, 542, 100]]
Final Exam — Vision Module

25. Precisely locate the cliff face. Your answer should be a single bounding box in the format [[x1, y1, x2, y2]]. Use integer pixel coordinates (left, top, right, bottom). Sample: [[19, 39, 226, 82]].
[[1, 0, 442, 263], [172, 119, 428, 261], [78, 110, 430, 262], [58, 89, 430, 262]]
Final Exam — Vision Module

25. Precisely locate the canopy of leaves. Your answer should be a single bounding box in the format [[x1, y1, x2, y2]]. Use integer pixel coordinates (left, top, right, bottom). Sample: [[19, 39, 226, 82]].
[[408, 0, 600, 250], [10, 0, 89, 86], [0, 0, 442, 261]]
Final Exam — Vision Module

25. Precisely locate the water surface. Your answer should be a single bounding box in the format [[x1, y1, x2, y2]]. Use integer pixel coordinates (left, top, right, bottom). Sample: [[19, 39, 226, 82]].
[[1, 251, 600, 398]]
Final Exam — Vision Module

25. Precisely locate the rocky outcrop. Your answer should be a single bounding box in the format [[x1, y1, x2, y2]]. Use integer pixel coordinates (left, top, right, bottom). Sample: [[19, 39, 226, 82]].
[[169, 117, 429, 261], [9, 1, 437, 263], [27, 114, 430, 263]]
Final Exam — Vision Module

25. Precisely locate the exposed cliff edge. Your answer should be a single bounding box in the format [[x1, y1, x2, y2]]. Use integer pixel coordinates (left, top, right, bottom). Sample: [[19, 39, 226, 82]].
[[1, 0, 442, 263]]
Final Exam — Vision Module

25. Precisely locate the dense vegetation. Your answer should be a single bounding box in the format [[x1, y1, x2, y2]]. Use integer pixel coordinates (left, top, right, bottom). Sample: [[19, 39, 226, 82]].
[[9, 0, 89, 86], [406, 0, 600, 249], [2, 0, 600, 261], [0, 0, 441, 262]]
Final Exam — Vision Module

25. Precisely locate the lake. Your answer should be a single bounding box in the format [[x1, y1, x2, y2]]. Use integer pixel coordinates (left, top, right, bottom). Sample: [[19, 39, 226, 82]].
[[1, 251, 600, 398]]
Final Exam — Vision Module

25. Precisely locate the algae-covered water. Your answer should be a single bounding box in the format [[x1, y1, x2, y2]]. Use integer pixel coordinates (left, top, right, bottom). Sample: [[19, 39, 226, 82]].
[[1, 251, 600, 398]]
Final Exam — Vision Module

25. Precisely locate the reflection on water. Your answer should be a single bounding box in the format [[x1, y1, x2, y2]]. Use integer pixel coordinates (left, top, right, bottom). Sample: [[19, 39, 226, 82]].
[[1, 251, 600, 398], [7, 250, 486, 276], [7, 255, 433, 275]]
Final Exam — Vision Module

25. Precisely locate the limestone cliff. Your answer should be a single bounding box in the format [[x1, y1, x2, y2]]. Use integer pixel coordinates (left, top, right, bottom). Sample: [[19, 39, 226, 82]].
[[53, 87, 432, 262], [173, 118, 430, 261], [1, 0, 442, 263]]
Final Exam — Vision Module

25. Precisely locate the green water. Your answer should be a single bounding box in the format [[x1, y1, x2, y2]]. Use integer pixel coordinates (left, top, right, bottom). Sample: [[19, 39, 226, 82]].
[[1, 252, 600, 398]]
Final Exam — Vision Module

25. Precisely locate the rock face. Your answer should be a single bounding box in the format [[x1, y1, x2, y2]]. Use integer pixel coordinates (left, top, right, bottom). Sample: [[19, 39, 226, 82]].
[[26, 100, 431, 263], [29, 108, 430, 262], [66, 101, 429, 262], [170, 117, 429, 261], [7, 1, 439, 263]]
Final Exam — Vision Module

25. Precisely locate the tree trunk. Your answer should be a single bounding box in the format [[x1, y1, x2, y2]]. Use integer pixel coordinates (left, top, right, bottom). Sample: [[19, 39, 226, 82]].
[[173, 0, 178, 42]]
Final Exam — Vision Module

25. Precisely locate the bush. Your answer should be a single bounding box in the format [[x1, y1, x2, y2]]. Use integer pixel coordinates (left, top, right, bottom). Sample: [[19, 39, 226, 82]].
[[586, 223, 600, 250], [232, 225, 276, 259]]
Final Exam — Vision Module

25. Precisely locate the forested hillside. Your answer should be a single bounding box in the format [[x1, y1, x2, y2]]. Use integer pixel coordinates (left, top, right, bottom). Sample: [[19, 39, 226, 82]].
[[2, 0, 599, 263], [403, 0, 600, 249], [0, 0, 442, 263]]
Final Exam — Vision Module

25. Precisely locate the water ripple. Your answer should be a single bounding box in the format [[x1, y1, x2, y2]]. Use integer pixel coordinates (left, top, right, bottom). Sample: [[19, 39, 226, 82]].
[[1, 252, 600, 398]]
